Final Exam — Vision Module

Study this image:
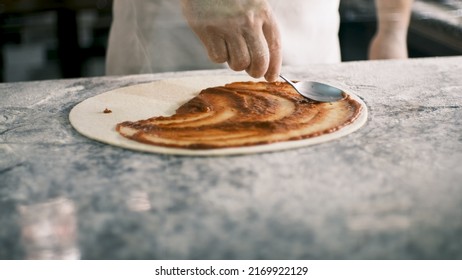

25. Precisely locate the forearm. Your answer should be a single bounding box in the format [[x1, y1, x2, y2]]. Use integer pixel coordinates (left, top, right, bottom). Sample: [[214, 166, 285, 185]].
[[375, 0, 413, 35], [369, 0, 413, 59]]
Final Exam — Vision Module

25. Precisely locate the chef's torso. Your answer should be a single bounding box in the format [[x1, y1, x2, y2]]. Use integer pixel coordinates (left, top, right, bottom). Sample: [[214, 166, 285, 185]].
[[106, 0, 341, 75]]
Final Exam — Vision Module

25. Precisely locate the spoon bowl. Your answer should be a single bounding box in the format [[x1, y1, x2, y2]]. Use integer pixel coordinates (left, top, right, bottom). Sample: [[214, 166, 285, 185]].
[[279, 75, 344, 102]]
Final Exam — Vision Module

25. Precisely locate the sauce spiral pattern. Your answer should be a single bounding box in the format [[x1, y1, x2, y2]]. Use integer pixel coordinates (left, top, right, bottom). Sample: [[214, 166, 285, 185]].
[[116, 81, 362, 149]]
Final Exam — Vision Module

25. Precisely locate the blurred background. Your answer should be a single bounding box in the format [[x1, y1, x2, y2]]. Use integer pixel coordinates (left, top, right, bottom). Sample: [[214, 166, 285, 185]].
[[0, 0, 461, 82]]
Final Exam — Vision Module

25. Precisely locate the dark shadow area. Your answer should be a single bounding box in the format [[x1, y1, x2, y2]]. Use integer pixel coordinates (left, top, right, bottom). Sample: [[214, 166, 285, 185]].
[[0, 0, 112, 82]]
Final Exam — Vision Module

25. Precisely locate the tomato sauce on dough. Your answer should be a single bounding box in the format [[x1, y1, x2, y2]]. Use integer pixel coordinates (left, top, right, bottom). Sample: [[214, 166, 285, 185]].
[[116, 81, 362, 149]]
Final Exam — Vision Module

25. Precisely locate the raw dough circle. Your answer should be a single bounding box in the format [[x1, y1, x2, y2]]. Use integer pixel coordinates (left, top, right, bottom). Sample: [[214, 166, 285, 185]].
[[69, 76, 367, 156]]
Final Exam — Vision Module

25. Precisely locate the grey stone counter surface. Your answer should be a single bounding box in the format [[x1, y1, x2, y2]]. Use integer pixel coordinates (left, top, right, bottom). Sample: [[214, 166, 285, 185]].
[[1, 57, 462, 259]]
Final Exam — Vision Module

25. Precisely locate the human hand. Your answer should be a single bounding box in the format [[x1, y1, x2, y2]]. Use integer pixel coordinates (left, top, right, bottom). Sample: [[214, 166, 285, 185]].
[[181, 0, 282, 81]]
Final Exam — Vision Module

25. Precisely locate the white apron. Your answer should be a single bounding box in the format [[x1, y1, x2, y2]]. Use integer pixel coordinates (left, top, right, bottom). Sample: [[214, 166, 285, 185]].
[[106, 0, 341, 75]]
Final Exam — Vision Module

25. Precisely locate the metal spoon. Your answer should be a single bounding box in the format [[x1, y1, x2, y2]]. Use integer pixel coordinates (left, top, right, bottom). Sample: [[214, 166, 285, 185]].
[[279, 75, 344, 102]]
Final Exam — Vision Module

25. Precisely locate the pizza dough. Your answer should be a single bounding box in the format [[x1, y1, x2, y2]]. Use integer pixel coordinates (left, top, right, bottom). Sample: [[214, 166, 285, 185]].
[[69, 76, 367, 156]]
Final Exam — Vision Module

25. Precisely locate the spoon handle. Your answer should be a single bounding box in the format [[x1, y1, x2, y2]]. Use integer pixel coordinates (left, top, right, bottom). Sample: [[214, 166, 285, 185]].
[[279, 75, 297, 89]]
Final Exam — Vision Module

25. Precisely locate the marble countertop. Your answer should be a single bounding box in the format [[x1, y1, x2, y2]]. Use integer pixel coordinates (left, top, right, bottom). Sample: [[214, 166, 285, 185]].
[[1, 57, 462, 259]]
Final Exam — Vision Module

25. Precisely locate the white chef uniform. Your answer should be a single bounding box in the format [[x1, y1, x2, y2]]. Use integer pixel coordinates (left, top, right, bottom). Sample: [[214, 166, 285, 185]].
[[106, 0, 341, 75]]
